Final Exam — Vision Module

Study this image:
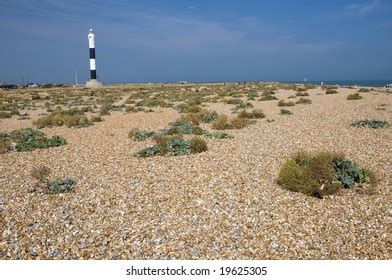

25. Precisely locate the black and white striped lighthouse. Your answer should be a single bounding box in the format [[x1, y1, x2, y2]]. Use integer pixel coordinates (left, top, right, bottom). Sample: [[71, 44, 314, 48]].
[[86, 28, 103, 88]]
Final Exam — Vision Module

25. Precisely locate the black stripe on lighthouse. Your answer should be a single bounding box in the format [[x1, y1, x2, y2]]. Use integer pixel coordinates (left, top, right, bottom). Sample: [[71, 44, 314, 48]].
[[90, 70, 97, 79], [89, 48, 96, 59]]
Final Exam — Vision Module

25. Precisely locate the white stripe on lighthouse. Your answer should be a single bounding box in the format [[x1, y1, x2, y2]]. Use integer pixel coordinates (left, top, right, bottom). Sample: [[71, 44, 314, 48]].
[[88, 34, 95, 48], [90, 59, 96, 70]]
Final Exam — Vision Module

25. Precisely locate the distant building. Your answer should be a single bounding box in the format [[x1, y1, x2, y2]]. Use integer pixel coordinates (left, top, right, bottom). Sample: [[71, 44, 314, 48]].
[[0, 84, 17, 90]]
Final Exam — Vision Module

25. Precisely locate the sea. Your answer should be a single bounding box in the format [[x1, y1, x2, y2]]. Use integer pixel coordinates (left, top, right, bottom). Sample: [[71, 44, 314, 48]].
[[280, 80, 392, 87]]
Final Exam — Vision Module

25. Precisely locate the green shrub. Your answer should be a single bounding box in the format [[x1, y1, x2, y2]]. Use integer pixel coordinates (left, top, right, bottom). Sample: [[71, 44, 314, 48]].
[[133, 135, 208, 158], [332, 159, 371, 188], [280, 108, 293, 115], [151, 134, 174, 153], [165, 120, 204, 135], [233, 102, 253, 111], [128, 129, 155, 141], [347, 93, 363, 100], [200, 111, 219, 123], [50, 178, 77, 194], [296, 97, 312, 105], [30, 166, 76, 194], [167, 138, 191, 156], [34, 110, 95, 128], [133, 146, 160, 158], [351, 119, 389, 129], [277, 151, 375, 198], [358, 88, 370, 93], [278, 100, 295, 107], [0, 128, 66, 152]]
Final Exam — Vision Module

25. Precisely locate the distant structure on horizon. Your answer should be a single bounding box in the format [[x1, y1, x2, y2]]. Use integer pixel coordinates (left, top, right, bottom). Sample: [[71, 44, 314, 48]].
[[86, 28, 103, 88]]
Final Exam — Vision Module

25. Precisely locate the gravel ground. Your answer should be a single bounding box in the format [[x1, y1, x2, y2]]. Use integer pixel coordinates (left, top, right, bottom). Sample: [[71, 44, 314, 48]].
[[0, 86, 391, 259]]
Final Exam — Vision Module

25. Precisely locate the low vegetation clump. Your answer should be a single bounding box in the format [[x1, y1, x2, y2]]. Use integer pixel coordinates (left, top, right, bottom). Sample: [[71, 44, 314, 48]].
[[166, 120, 204, 135], [0, 128, 66, 153], [358, 88, 370, 92], [237, 109, 265, 119], [211, 115, 254, 130], [30, 166, 76, 194], [277, 151, 375, 198], [34, 110, 100, 128], [200, 110, 219, 123], [277, 100, 295, 107], [351, 119, 389, 129], [233, 102, 254, 112], [135, 97, 172, 109], [133, 135, 207, 158], [347, 93, 363, 100], [259, 94, 278, 101], [376, 104, 389, 111], [247, 92, 259, 100], [0, 111, 11, 119], [280, 108, 293, 115], [203, 131, 233, 139], [132, 146, 160, 158], [99, 106, 110, 115], [128, 128, 155, 141], [326, 89, 338, 94], [296, 97, 312, 105], [175, 103, 202, 113], [189, 136, 208, 154], [296, 91, 309, 97], [224, 98, 243, 105], [125, 106, 145, 113]]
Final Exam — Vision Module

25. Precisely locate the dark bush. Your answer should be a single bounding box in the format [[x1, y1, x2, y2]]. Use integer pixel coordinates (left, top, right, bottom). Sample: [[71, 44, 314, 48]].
[[237, 109, 265, 119], [347, 93, 363, 100], [296, 98, 312, 105], [203, 131, 233, 139], [351, 119, 389, 129], [278, 100, 295, 107], [259, 94, 278, 101], [190, 136, 208, 153], [0, 111, 11, 119], [326, 89, 338, 94], [280, 108, 293, 115]]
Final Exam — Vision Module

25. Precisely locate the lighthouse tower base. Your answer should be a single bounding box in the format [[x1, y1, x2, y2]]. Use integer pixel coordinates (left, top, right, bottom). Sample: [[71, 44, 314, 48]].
[[86, 79, 103, 88]]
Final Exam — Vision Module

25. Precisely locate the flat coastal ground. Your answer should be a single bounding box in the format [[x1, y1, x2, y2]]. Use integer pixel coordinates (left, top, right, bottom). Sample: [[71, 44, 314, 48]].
[[0, 84, 391, 259]]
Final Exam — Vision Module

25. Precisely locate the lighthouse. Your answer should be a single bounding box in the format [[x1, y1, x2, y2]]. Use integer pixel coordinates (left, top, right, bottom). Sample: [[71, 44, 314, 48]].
[[86, 28, 103, 88]]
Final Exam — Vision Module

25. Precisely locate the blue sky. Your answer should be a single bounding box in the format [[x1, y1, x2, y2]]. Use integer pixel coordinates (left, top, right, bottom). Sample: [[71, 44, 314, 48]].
[[0, 0, 391, 84]]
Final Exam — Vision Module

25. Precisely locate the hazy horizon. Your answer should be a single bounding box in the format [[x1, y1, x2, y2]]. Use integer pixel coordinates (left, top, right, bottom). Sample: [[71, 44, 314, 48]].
[[1, 0, 391, 84]]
